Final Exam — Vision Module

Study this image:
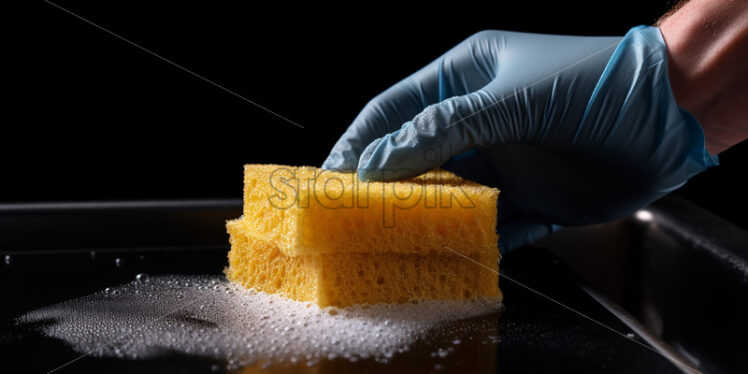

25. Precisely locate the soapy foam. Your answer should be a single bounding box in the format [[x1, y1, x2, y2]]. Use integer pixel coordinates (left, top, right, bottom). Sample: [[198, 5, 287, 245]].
[[18, 275, 502, 368]]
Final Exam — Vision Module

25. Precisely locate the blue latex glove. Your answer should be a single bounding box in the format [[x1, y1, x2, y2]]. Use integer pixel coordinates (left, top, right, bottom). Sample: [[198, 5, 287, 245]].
[[322, 26, 718, 252]]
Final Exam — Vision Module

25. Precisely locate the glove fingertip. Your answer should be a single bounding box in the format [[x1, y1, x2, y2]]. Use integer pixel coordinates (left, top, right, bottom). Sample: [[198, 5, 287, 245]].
[[321, 153, 344, 171], [357, 133, 434, 182], [357, 137, 384, 169], [322, 141, 365, 172]]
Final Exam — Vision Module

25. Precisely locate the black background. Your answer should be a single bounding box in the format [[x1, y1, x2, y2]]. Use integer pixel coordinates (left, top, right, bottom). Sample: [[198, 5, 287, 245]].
[[7, 0, 747, 229]]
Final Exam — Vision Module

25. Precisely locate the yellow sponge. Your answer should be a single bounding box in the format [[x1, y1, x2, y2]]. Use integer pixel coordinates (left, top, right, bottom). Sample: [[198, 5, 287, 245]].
[[227, 164, 501, 307], [241, 164, 499, 257], [226, 219, 501, 307]]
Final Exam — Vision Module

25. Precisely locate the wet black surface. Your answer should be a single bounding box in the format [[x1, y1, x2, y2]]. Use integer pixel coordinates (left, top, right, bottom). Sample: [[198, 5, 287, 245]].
[[1, 246, 683, 373], [0, 202, 685, 373]]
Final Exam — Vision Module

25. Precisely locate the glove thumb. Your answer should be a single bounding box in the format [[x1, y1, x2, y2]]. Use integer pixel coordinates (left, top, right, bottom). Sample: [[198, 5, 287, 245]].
[[356, 90, 503, 181]]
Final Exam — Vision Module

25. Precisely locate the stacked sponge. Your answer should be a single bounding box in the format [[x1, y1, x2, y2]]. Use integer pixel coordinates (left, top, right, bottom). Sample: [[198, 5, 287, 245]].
[[226, 164, 501, 307]]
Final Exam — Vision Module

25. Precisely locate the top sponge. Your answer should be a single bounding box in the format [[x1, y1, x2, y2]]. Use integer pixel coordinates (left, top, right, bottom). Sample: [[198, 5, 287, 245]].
[[240, 165, 499, 258]]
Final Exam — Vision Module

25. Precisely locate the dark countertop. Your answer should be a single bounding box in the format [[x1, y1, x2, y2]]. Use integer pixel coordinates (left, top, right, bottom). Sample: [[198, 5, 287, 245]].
[[1, 198, 740, 373]]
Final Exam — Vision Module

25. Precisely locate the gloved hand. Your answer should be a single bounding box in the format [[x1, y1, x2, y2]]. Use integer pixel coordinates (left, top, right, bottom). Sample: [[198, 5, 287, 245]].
[[322, 26, 718, 252]]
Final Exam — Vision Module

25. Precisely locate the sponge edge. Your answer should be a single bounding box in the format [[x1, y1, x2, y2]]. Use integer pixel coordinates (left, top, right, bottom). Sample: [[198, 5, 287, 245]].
[[226, 219, 501, 307], [241, 164, 500, 258]]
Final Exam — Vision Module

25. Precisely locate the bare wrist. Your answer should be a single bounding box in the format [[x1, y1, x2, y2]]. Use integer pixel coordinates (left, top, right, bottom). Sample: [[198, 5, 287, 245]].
[[658, 0, 748, 155]]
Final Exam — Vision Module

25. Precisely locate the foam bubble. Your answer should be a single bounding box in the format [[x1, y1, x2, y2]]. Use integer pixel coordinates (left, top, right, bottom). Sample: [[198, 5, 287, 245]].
[[18, 275, 501, 368]]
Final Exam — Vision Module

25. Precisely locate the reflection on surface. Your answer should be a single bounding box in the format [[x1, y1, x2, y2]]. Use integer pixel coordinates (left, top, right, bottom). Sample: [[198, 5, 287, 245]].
[[231, 314, 501, 373], [19, 275, 501, 371]]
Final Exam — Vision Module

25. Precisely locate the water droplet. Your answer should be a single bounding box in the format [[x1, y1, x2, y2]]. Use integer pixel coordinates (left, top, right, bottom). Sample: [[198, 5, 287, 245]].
[[4, 255, 11, 265], [135, 273, 150, 283], [89, 250, 96, 259], [115, 258, 123, 267]]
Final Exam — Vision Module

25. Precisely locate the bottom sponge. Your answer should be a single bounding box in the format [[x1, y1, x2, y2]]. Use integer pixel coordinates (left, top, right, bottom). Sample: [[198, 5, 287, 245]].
[[226, 219, 501, 307]]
